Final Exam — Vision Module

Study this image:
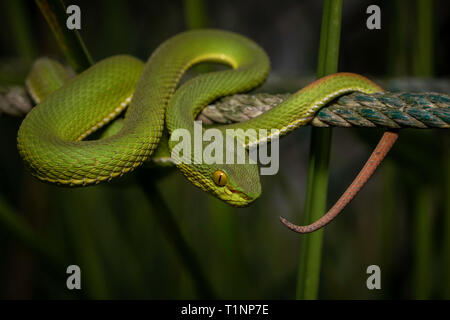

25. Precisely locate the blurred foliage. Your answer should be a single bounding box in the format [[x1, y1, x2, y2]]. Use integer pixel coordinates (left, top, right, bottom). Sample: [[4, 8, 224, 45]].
[[0, 0, 448, 299]]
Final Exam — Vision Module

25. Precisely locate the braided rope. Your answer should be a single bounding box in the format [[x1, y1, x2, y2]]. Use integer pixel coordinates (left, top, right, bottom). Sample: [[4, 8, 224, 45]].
[[1, 83, 449, 129], [0, 86, 32, 116], [199, 91, 450, 129]]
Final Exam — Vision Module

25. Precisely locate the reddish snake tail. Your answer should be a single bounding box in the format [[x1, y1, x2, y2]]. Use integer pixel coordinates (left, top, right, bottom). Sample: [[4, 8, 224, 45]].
[[280, 130, 399, 234]]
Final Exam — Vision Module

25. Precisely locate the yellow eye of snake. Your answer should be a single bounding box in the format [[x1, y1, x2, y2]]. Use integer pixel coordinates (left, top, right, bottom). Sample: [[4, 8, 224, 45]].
[[212, 170, 227, 187]]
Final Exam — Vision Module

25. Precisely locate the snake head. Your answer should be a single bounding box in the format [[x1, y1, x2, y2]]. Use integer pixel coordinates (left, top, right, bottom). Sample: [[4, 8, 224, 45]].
[[177, 162, 261, 207]]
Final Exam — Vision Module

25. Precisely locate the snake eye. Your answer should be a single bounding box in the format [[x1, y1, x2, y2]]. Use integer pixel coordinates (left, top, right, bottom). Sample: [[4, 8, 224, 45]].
[[212, 170, 227, 187]]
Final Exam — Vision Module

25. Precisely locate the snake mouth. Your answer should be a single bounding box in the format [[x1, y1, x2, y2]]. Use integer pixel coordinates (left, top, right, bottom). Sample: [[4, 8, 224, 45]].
[[228, 187, 249, 198], [222, 186, 256, 207], [229, 188, 245, 195]]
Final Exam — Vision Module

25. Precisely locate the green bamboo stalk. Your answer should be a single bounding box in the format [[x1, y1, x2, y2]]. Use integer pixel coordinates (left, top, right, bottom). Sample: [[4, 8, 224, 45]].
[[183, 0, 210, 76], [296, 0, 343, 300], [35, 0, 93, 72], [411, 0, 434, 300]]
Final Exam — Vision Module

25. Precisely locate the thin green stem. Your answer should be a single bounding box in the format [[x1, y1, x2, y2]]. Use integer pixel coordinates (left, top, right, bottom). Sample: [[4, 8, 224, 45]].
[[318, 2, 342, 76], [316, 0, 330, 78], [296, 0, 343, 300], [35, 0, 93, 72]]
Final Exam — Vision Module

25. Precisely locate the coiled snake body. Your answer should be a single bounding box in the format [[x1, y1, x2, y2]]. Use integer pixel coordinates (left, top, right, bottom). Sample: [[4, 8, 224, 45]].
[[17, 29, 397, 233]]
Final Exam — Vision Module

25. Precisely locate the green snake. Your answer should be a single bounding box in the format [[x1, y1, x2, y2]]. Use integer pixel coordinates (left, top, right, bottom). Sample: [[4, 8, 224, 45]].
[[17, 29, 397, 232]]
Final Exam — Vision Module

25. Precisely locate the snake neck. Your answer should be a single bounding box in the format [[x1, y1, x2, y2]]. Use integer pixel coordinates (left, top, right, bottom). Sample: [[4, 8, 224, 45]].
[[219, 72, 384, 148], [165, 31, 270, 158]]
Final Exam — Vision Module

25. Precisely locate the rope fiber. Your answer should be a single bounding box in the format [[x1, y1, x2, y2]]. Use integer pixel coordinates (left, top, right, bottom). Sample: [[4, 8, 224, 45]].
[[199, 91, 450, 129]]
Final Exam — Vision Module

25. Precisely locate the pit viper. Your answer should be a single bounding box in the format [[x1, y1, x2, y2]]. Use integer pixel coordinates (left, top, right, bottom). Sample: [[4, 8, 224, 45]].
[[17, 29, 398, 233]]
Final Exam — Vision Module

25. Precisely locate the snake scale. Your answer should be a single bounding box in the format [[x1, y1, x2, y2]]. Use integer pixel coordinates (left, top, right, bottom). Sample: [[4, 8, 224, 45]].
[[17, 29, 398, 233]]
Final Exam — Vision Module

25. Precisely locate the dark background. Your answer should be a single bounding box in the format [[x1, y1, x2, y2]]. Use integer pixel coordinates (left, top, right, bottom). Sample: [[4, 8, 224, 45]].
[[0, 0, 449, 299]]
